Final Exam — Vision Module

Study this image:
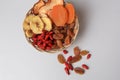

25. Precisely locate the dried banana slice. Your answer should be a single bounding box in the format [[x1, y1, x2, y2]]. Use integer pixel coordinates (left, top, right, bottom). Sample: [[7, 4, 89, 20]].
[[23, 15, 34, 30], [30, 15, 44, 34], [25, 30, 34, 38], [41, 17, 52, 31]]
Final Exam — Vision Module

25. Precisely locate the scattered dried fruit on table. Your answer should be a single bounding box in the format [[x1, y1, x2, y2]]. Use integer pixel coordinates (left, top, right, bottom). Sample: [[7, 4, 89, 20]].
[[82, 64, 89, 70], [80, 50, 89, 56], [74, 67, 85, 75], [74, 46, 80, 56], [58, 54, 66, 64], [87, 54, 91, 60], [69, 55, 82, 63]]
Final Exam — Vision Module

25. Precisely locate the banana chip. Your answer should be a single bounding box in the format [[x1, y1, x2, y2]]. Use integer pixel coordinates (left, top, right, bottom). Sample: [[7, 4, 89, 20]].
[[23, 15, 34, 30], [41, 17, 52, 31], [25, 30, 34, 38]]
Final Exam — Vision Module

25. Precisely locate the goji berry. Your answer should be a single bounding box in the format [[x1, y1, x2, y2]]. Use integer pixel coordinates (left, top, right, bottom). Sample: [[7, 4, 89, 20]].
[[50, 35, 53, 40], [67, 56, 72, 62], [87, 54, 91, 59], [68, 63, 73, 70], [65, 62, 69, 69], [64, 67, 70, 75], [45, 35, 49, 40], [63, 50, 68, 54], [46, 46, 51, 51]]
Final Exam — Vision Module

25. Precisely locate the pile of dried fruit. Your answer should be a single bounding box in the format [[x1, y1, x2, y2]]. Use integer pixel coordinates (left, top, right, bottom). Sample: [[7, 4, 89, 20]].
[[23, 0, 79, 52], [57, 46, 91, 75]]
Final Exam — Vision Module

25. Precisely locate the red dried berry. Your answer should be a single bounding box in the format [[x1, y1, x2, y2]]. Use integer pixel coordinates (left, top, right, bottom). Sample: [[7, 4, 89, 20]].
[[49, 31, 53, 35], [50, 35, 53, 40], [87, 54, 91, 59], [65, 62, 69, 69], [64, 67, 70, 75], [48, 43, 53, 47], [46, 46, 51, 51], [43, 43, 46, 47], [63, 50, 68, 54], [67, 56, 72, 62], [45, 35, 49, 40], [38, 45, 45, 50], [65, 62, 73, 71], [69, 63, 73, 70], [82, 64, 89, 70]]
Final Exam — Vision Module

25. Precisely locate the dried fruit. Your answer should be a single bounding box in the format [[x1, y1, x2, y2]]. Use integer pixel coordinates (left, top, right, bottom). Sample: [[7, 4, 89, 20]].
[[58, 54, 66, 64], [80, 50, 89, 56], [74, 46, 80, 56], [53, 33, 64, 39], [82, 64, 89, 70], [87, 54, 91, 60], [74, 67, 85, 75], [25, 30, 34, 38], [39, 0, 64, 14], [56, 40, 63, 48], [29, 15, 44, 34], [69, 55, 82, 63], [47, 5, 68, 26], [64, 36, 71, 45], [63, 50, 68, 54], [67, 56, 72, 62], [64, 67, 70, 75], [65, 3, 75, 24], [67, 29, 75, 38], [41, 17, 52, 31], [32, 31, 54, 51], [68, 63, 73, 70], [33, 0, 45, 14]]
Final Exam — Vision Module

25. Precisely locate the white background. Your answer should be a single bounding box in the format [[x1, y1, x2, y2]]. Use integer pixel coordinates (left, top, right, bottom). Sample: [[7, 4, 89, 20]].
[[0, 0, 120, 80]]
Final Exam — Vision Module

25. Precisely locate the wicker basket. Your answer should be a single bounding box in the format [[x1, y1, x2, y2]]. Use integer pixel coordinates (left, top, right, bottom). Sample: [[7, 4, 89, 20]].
[[23, 9, 79, 53]]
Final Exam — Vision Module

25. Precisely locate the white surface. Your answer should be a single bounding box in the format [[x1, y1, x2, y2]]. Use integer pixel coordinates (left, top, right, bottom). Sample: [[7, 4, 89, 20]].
[[0, 0, 120, 80]]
